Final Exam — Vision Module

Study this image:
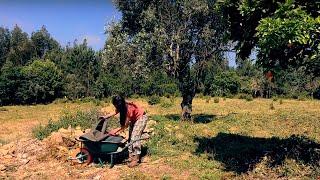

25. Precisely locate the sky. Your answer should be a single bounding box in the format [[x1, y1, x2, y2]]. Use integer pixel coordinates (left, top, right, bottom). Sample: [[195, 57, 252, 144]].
[[0, 0, 121, 50]]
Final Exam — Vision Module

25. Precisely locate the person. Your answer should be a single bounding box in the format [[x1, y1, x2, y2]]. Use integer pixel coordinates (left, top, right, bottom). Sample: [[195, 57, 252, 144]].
[[100, 95, 148, 167]]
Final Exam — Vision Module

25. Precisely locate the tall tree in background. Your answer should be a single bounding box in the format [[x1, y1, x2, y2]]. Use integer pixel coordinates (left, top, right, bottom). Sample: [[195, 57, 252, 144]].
[[31, 26, 60, 58], [61, 40, 100, 98], [6, 25, 36, 66], [113, 0, 226, 120], [0, 27, 11, 69]]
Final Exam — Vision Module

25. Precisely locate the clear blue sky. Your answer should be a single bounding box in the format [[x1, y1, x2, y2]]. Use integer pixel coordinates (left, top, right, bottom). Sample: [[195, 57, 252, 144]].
[[0, 0, 121, 50]]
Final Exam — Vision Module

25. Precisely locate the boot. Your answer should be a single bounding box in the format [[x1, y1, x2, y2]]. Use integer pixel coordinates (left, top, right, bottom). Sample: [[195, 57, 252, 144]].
[[128, 154, 140, 168]]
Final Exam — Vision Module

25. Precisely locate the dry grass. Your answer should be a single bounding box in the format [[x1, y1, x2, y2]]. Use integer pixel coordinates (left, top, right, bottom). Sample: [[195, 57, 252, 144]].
[[1, 98, 319, 179]]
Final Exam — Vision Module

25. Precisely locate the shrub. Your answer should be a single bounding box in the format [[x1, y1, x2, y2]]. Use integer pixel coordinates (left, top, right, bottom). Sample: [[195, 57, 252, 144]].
[[279, 99, 283, 104], [160, 102, 174, 108], [148, 95, 161, 105], [270, 102, 275, 110], [0, 107, 8, 111], [53, 97, 70, 104], [238, 94, 253, 101], [169, 96, 176, 104], [204, 96, 211, 103], [214, 97, 219, 103], [32, 108, 99, 140]]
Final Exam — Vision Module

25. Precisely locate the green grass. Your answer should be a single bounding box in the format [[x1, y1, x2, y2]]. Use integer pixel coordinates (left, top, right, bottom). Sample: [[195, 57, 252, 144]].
[[146, 102, 320, 179], [1, 97, 320, 178], [32, 108, 100, 140]]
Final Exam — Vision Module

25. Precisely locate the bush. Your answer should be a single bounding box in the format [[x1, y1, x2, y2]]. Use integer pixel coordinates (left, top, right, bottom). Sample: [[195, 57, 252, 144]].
[[270, 102, 275, 110], [32, 108, 99, 140], [160, 102, 174, 108], [279, 99, 283, 104], [53, 97, 70, 104], [214, 97, 219, 103], [148, 95, 161, 105], [204, 96, 211, 103], [0, 107, 8, 111], [238, 94, 253, 101]]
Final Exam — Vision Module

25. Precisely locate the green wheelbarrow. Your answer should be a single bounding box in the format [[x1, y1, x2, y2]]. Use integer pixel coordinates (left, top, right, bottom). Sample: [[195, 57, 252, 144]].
[[69, 118, 148, 168]]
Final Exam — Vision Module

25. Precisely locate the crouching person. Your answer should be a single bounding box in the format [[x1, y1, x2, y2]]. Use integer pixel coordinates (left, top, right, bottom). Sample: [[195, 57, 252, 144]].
[[102, 95, 148, 167]]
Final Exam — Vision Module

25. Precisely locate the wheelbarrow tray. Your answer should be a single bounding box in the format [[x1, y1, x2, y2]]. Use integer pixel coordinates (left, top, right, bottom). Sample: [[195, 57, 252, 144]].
[[78, 136, 126, 154], [82, 141, 121, 154]]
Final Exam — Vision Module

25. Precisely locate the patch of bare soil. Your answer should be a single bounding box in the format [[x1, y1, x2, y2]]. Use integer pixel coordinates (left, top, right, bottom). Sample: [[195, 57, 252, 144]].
[[0, 121, 189, 179]]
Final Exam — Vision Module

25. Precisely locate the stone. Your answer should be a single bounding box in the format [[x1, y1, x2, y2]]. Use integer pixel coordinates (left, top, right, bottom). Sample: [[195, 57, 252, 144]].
[[0, 164, 6, 171], [93, 175, 101, 180], [0, 149, 9, 156], [22, 153, 28, 159]]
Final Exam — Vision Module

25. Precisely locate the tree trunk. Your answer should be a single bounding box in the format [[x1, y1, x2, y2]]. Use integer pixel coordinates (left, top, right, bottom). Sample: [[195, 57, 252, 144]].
[[178, 66, 195, 121], [181, 93, 194, 121]]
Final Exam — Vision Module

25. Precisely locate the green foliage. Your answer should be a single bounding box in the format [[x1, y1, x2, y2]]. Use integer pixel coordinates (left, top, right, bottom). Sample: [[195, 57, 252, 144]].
[[280, 99, 284, 105], [205, 71, 241, 96], [213, 97, 219, 103], [0, 107, 8, 111], [238, 93, 253, 101], [32, 109, 99, 140], [256, 2, 320, 72], [20, 59, 63, 104], [148, 95, 161, 105]]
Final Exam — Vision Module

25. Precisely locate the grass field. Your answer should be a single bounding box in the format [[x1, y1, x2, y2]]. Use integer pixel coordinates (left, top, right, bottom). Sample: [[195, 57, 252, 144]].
[[0, 97, 319, 179]]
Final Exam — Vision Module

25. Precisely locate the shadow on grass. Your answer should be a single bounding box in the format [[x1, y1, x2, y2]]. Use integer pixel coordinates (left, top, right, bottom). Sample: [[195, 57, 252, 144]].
[[194, 133, 320, 174], [164, 114, 217, 123]]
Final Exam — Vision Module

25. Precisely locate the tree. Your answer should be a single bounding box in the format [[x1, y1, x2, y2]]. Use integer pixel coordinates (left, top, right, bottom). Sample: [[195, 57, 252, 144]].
[[61, 40, 100, 98], [217, 0, 319, 59], [0, 62, 24, 105], [6, 25, 36, 66], [0, 27, 11, 69], [113, 0, 226, 120], [31, 26, 60, 58], [20, 60, 63, 104], [256, 1, 320, 76]]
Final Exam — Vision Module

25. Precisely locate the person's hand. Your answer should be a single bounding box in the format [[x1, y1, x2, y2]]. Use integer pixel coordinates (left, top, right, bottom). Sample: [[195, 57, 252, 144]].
[[98, 116, 107, 121], [108, 129, 118, 136]]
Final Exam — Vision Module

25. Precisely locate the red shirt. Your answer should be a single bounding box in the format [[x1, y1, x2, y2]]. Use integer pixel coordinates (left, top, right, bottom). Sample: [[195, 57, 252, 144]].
[[115, 102, 145, 123]]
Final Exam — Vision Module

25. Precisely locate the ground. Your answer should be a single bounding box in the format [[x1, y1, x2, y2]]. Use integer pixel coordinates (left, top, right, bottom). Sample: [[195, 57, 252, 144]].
[[0, 97, 319, 179]]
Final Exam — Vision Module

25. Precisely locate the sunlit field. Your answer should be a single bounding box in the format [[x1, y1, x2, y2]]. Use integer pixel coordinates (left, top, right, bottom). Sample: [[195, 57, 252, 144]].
[[1, 97, 319, 179]]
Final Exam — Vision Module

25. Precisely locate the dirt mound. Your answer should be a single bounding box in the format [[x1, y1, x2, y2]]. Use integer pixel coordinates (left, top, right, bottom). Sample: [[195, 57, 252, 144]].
[[0, 121, 159, 179]]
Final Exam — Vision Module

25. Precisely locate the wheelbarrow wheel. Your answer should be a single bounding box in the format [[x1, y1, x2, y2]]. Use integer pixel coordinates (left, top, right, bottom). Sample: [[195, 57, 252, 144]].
[[75, 148, 93, 164]]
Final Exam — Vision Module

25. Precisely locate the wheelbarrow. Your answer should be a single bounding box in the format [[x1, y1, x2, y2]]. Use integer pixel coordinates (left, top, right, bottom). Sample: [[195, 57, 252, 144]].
[[68, 118, 148, 168]]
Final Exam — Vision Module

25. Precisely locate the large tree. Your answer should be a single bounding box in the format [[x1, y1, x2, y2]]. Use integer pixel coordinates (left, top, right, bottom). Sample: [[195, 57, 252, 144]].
[[31, 26, 60, 58], [112, 0, 226, 120]]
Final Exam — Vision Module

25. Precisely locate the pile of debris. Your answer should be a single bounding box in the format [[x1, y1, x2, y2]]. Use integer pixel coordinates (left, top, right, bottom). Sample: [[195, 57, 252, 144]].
[[0, 120, 157, 179]]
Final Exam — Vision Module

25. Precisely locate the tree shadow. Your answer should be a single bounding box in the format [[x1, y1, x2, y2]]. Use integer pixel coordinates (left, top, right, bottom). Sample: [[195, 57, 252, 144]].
[[194, 133, 320, 174], [164, 113, 217, 124], [193, 114, 217, 123]]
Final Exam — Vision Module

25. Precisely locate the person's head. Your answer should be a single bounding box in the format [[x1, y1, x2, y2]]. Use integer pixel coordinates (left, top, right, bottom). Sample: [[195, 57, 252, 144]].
[[112, 95, 127, 126]]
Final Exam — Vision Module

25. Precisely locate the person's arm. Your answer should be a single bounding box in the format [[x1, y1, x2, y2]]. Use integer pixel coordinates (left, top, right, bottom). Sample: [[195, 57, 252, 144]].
[[100, 110, 118, 120], [108, 119, 130, 135]]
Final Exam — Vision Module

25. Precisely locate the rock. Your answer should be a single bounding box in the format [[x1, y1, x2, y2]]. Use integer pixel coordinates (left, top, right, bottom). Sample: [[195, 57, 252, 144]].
[[2, 143, 13, 150], [0, 149, 9, 156], [93, 175, 101, 180], [22, 153, 28, 159], [3, 155, 12, 159], [20, 159, 30, 165], [0, 164, 6, 171]]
